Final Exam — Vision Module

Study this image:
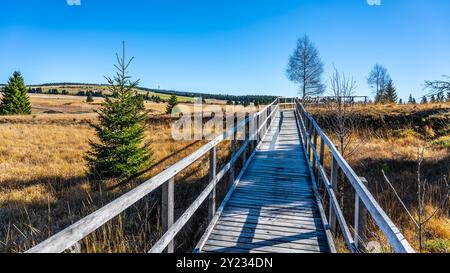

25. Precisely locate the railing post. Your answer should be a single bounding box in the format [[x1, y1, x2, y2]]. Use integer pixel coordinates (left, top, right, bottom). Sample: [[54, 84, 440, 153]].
[[230, 114, 237, 184], [161, 177, 174, 253], [312, 129, 318, 177], [308, 121, 313, 158], [250, 113, 256, 152], [318, 138, 325, 188], [208, 146, 217, 221], [242, 115, 247, 167], [329, 156, 338, 235], [256, 114, 260, 145], [304, 116, 309, 146], [354, 177, 369, 252]]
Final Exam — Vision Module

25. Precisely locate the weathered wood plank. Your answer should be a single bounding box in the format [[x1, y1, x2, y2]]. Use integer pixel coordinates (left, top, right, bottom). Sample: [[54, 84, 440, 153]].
[[207, 233, 325, 252], [215, 219, 324, 234], [211, 226, 329, 246], [203, 239, 321, 253]]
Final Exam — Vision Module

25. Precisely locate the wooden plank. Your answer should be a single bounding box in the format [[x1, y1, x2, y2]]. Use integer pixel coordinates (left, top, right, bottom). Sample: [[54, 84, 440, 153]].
[[217, 216, 323, 231], [224, 204, 318, 217], [224, 205, 318, 218], [234, 184, 312, 192], [203, 239, 321, 253], [218, 215, 322, 230], [207, 233, 325, 252], [203, 245, 267, 253], [228, 199, 318, 210], [209, 230, 327, 249], [236, 182, 312, 190], [221, 210, 323, 224], [212, 225, 329, 245], [215, 218, 324, 234], [233, 189, 314, 199], [230, 190, 313, 200], [224, 203, 317, 215]]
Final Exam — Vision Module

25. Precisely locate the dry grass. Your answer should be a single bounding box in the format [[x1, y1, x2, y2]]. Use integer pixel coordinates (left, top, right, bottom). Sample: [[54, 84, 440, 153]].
[[1, 98, 448, 253], [308, 103, 450, 253], [0, 95, 252, 252]]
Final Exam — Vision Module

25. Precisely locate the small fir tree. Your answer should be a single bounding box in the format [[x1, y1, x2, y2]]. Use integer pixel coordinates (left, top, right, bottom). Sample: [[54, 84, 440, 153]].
[[430, 95, 436, 103], [86, 43, 152, 181], [166, 94, 179, 114], [384, 79, 398, 104], [408, 94, 416, 104], [86, 92, 94, 103], [421, 96, 428, 104], [0, 71, 31, 115]]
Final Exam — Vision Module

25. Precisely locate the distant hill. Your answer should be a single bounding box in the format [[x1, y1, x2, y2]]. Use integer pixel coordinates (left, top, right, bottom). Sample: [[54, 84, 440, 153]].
[[21, 83, 277, 105]]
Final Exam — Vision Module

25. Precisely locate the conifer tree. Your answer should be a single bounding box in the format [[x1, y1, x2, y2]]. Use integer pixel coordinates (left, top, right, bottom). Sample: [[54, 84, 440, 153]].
[[86, 43, 152, 181], [430, 95, 436, 103], [421, 96, 428, 104], [408, 94, 416, 104], [436, 92, 445, 102], [166, 94, 178, 114], [384, 79, 398, 104], [86, 92, 94, 103], [0, 71, 31, 115]]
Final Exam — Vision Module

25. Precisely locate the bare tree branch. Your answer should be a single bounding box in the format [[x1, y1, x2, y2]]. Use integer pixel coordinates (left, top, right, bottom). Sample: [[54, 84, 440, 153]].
[[381, 170, 419, 228]]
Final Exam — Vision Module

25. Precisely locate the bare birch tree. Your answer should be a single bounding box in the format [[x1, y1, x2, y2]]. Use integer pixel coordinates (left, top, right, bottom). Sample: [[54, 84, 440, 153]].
[[367, 64, 391, 103], [425, 75, 450, 101], [328, 67, 360, 158], [328, 68, 364, 208], [286, 35, 325, 99]]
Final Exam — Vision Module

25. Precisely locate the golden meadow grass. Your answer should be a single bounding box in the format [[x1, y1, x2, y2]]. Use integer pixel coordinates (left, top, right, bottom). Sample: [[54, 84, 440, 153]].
[[308, 103, 450, 253], [0, 98, 448, 252]]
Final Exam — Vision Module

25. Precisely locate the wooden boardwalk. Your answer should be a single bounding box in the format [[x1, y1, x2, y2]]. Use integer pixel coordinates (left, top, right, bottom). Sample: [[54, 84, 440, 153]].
[[27, 99, 413, 253], [200, 110, 330, 253]]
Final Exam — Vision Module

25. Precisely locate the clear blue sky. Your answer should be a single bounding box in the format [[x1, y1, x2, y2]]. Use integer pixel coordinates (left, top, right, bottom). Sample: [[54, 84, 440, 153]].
[[1, 0, 449, 100]]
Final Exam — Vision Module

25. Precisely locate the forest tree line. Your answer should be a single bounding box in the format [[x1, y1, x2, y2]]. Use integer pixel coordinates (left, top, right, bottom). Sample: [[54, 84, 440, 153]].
[[0, 82, 278, 106]]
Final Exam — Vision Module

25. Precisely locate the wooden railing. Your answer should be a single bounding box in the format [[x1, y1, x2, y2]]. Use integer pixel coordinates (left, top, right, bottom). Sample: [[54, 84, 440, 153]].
[[293, 98, 414, 253], [26, 99, 280, 253]]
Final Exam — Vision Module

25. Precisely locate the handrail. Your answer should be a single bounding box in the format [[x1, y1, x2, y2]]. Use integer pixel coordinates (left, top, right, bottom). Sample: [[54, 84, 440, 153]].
[[149, 104, 279, 252], [294, 103, 356, 252], [26, 99, 279, 253], [294, 98, 414, 253]]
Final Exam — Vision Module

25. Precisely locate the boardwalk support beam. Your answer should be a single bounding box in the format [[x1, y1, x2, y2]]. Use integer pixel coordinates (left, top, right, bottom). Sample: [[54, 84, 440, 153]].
[[354, 177, 369, 252], [208, 147, 217, 221], [162, 177, 174, 253]]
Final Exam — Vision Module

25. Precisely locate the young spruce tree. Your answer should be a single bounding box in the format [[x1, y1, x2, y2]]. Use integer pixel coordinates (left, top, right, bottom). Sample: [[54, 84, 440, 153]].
[[384, 79, 398, 104], [86, 44, 152, 181], [166, 94, 179, 114], [0, 71, 31, 115]]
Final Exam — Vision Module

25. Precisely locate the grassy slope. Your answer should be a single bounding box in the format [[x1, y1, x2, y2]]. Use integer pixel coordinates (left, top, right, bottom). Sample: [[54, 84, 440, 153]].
[[27, 84, 196, 102]]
